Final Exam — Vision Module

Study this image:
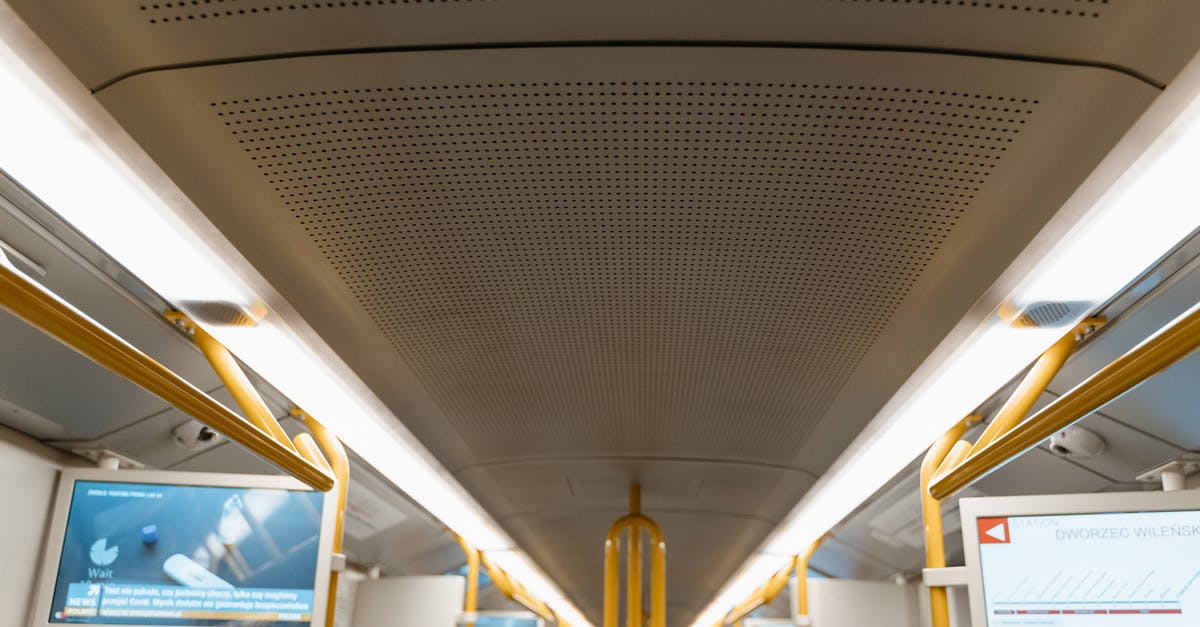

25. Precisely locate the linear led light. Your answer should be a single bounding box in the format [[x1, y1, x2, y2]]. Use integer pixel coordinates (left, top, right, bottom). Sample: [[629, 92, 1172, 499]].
[[688, 50, 1200, 627], [0, 7, 592, 626]]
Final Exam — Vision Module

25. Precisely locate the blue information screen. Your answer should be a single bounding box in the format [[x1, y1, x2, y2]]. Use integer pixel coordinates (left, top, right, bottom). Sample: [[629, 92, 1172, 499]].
[[49, 480, 325, 625]]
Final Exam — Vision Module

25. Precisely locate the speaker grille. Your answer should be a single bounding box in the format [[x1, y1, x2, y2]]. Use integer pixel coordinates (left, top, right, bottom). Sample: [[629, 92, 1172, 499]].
[[211, 81, 1034, 460]]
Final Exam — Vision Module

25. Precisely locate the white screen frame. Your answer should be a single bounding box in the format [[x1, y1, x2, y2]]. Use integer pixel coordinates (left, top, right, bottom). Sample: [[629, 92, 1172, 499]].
[[959, 489, 1200, 627], [28, 468, 337, 627]]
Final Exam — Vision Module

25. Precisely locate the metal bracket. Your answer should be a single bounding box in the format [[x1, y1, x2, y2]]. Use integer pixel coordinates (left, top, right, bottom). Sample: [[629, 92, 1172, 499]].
[[1136, 454, 1200, 491], [61, 446, 144, 469], [923, 566, 968, 588], [330, 552, 347, 573]]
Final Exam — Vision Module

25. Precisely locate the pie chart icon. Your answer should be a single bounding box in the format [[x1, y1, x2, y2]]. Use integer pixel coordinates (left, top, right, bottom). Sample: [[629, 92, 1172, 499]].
[[90, 538, 119, 566]]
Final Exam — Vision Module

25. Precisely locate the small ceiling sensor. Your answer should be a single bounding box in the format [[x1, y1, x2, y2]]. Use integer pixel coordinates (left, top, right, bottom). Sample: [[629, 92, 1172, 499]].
[[172, 420, 224, 451], [1047, 425, 1107, 459]]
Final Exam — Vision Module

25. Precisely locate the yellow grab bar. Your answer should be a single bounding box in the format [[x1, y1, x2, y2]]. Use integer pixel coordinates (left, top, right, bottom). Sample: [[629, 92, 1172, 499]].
[[723, 556, 797, 625], [920, 418, 975, 627], [477, 550, 556, 622], [795, 536, 824, 619], [966, 328, 1088, 455], [0, 264, 334, 491], [188, 320, 297, 450], [294, 411, 349, 627], [930, 303, 1200, 499], [452, 533, 481, 627], [604, 485, 666, 627]]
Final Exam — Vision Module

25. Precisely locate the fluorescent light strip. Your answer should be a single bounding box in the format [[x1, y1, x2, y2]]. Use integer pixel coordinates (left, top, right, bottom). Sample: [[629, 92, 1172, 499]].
[[0, 6, 591, 625], [688, 50, 1200, 627]]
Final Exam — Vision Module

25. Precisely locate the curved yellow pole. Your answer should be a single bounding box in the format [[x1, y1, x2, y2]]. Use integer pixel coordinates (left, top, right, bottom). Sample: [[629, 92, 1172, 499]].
[[629, 485, 643, 627], [795, 536, 825, 618], [478, 551, 555, 622], [724, 556, 798, 625], [967, 329, 1085, 455], [451, 533, 480, 627], [931, 305, 1200, 499], [296, 411, 350, 627], [603, 533, 619, 627], [604, 485, 666, 627], [188, 322, 297, 450], [0, 266, 333, 490], [921, 418, 974, 627]]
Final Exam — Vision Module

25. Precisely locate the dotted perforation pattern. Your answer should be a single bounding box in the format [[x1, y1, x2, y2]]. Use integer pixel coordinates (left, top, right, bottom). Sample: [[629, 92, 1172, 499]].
[[139, 0, 1104, 24], [139, 0, 493, 24], [824, 0, 1106, 18], [212, 81, 1034, 460]]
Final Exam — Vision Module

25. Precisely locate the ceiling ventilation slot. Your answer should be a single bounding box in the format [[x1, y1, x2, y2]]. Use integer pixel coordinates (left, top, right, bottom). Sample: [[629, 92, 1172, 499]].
[[210, 82, 1034, 460], [139, 0, 492, 24]]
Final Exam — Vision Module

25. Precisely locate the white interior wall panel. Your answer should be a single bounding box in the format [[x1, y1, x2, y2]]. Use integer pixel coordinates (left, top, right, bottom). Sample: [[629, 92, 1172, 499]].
[[0, 427, 82, 627]]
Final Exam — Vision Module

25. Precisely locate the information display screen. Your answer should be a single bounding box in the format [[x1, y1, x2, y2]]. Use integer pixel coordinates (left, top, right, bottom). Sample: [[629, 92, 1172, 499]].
[[976, 509, 1200, 626], [48, 480, 325, 625]]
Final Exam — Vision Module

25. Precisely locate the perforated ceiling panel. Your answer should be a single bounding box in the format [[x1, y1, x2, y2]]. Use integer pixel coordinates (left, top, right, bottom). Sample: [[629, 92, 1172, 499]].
[[213, 81, 1028, 460], [13, 0, 1200, 90], [89, 46, 1159, 625]]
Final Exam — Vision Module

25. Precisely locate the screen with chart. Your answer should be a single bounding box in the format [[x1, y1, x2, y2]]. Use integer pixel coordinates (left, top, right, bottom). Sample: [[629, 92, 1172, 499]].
[[976, 509, 1200, 626], [47, 480, 326, 625]]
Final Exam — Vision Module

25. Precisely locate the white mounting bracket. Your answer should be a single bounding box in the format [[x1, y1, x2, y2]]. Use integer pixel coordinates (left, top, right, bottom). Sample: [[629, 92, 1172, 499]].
[[67, 446, 144, 470], [922, 566, 968, 588], [329, 553, 346, 573], [1136, 454, 1200, 492]]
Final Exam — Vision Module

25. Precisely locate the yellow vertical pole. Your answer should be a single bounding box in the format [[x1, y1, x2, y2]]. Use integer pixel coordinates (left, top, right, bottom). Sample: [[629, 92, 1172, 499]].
[[604, 530, 620, 627], [451, 533, 480, 627], [294, 411, 349, 627], [795, 537, 824, 617], [651, 531, 666, 627], [921, 418, 973, 627], [628, 485, 643, 627]]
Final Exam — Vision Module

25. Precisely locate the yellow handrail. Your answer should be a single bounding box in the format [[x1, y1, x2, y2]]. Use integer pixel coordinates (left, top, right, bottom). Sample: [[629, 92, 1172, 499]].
[[966, 328, 1088, 455], [477, 550, 556, 622], [723, 556, 797, 625], [794, 536, 824, 619], [0, 264, 334, 490], [604, 485, 666, 627], [294, 410, 350, 627], [451, 533, 481, 627], [922, 319, 1097, 493], [920, 418, 976, 627], [930, 303, 1200, 499]]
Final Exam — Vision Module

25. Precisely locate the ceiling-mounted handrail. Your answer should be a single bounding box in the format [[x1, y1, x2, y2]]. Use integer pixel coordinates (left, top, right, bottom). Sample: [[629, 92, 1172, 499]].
[[0, 263, 335, 491], [294, 410, 350, 627], [920, 417, 977, 627], [927, 318, 1101, 489], [452, 533, 482, 627], [930, 302, 1200, 499], [722, 556, 797, 626], [604, 485, 666, 627], [476, 550, 557, 623]]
